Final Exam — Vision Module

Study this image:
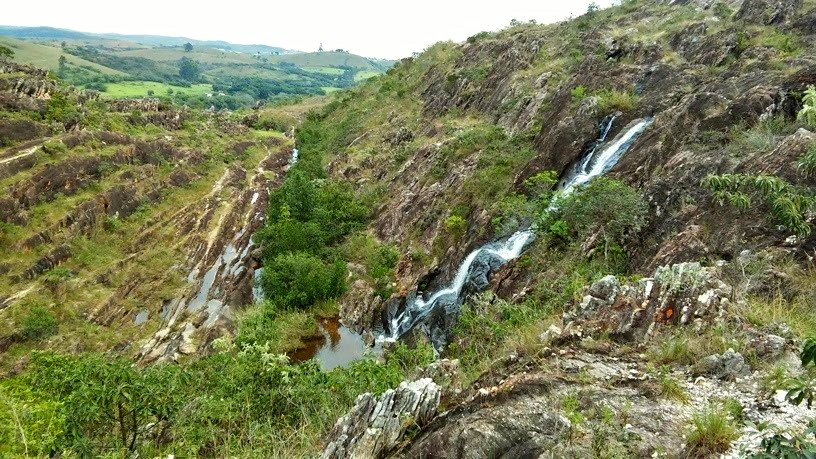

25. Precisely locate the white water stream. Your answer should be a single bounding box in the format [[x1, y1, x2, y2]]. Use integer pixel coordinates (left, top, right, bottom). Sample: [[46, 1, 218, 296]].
[[377, 117, 653, 344]]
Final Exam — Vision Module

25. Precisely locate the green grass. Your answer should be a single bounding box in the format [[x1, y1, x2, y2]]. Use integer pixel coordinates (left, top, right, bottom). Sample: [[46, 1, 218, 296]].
[[686, 405, 740, 456], [354, 70, 381, 82], [268, 51, 384, 70], [302, 66, 345, 76], [98, 81, 213, 99], [0, 36, 124, 75]]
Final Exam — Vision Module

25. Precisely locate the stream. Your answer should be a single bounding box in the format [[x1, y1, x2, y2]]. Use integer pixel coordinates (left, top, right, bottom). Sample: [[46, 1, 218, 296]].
[[258, 120, 652, 368], [377, 116, 653, 346]]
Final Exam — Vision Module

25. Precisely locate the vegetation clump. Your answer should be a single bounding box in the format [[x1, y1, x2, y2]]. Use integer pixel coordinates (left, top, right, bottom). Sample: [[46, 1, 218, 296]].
[[702, 173, 815, 236]]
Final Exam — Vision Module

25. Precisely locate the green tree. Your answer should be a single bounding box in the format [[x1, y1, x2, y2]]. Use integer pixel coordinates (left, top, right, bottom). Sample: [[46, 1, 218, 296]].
[[183, 42, 193, 52], [260, 252, 347, 310], [178, 57, 200, 82], [0, 45, 13, 61], [58, 55, 67, 71], [546, 178, 648, 257], [24, 352, 188, 453]]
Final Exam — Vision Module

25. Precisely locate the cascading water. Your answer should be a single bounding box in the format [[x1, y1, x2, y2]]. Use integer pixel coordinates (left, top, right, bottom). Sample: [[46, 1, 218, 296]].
[[377, 117, 653, 345]]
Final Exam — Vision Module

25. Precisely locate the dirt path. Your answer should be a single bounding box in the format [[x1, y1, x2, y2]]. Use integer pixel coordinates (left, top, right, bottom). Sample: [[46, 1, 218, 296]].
[[0, 145, 38, 165]]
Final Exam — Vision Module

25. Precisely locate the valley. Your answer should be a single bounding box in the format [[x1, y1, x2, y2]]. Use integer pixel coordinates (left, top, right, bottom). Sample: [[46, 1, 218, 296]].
[[2, 0, 816, 457]]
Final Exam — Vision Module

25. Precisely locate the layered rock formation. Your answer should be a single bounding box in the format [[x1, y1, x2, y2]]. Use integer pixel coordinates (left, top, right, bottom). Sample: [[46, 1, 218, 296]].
[[322, 378, 441, 459]]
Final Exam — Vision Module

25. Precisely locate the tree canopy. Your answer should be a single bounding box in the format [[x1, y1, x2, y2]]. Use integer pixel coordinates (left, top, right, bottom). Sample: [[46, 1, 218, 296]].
[[178, 57, 200, 82]]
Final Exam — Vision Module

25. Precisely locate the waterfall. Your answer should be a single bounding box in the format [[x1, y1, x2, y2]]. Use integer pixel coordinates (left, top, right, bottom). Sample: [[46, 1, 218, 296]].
[[377, 117, 653, 344]]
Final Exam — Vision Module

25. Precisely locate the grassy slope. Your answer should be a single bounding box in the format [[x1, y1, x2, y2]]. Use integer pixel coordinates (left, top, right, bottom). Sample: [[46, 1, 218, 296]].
[[0, 36, 125, 75], [99, 81, 213, 98], [268, 51, 381, 69]]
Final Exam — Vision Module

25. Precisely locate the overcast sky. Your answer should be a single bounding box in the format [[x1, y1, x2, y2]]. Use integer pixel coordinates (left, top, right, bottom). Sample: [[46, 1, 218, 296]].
[[3, 0, 614, 59]]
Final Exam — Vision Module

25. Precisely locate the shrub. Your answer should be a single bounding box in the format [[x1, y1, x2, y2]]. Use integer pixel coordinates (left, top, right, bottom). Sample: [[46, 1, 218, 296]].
[[41, 140, 67, 155], [596, 89, 639, 112], [701, 173, 816, 236], [784, 336, 816, 408], [8, 341, 435, 457], [798, 143, 816, 177], [750, 419, 816, 458], [546, 178, 648, 256], [444, 214, 467, 239], [45, 92, 82, 128], [571, 85, 588, 102], [259, 252, 347, 310], [686, 405, 739, 456], [713, 1, 733, 19], [19, 305, 58, 341]]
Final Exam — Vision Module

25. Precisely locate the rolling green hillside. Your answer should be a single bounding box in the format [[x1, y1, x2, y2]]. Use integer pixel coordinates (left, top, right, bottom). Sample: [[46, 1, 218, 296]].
[[0, 36, 124, 75], [0, 26, 393, 108], [268, 51, 393, 71]]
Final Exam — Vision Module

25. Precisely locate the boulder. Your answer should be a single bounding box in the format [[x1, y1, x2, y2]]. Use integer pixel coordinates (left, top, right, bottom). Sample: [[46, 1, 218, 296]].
[[747, 334, 787, 359], [322, 378, 441, 459], [693, 348, 751, 380]]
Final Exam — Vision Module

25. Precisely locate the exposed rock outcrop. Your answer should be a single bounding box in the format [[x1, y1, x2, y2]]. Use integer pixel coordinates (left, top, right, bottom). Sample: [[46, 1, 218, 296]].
[[563, 262, 732, 340], [322, 378, 441, 459]]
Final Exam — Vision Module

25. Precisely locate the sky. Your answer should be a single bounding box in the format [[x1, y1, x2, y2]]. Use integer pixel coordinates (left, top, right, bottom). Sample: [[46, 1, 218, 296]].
[[2, 0, 614, 59]]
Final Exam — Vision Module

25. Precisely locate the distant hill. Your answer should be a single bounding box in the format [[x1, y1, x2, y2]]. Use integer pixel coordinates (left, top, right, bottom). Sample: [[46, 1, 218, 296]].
[[98, 34, 295, 55], [0, 36, 125, 75], [0, 25, 87, 40], [269, 51, 394, 72], [0, 25, 395, 108]]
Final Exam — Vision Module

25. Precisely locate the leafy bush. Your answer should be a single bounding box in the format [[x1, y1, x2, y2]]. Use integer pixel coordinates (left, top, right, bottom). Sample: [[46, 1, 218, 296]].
[[19, 305, 58, 341], [254, 168, 367, 304], [45, 92, 82, 128], [799, 85, 816, 127], [444, 214, 467, 239], [784, 337, 816, 408], [545, 178, 648, 255], [260, 252, 347, 310], [6, 341, 435, 457], [701, 173, 815, 236], [750, 420, 816, 458]]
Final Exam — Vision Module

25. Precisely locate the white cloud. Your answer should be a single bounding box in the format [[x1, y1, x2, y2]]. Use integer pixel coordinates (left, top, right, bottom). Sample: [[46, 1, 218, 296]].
[[3, 0, 613, 59]]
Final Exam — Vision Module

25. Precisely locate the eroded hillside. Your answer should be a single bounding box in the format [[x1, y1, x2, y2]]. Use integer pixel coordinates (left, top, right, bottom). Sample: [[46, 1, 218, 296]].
[[0, 61, 297, 369]]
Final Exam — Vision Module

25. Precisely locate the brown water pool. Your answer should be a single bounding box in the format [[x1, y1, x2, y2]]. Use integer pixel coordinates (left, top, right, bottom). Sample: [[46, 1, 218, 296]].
[[289, 317, 376, 371]]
